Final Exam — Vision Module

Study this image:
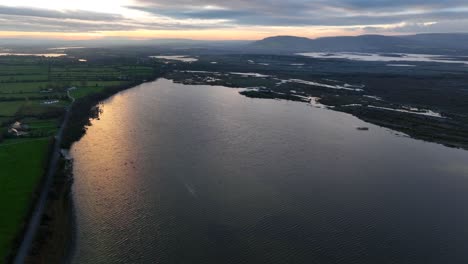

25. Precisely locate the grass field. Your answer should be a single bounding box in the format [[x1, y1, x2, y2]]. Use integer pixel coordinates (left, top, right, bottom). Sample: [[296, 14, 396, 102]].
[[0, 55, 160, 261], [0, 101, 26, 116], [23, 118, 60, 136], [26, 119, 59, 129], [0, 82, 50, 93], [0, 117, 12, 125], [0, 75, 48, 82], [15, 103, 66, 117], [0, 100, 69, 117], [0, 92, 65, 100], [0, 65, 47, 74], [70, 86, 106, 99], [0, 138, 51, 261]]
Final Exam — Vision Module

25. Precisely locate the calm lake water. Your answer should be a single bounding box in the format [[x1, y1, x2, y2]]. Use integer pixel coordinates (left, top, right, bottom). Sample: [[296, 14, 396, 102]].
[[70, 78, 468, 264]]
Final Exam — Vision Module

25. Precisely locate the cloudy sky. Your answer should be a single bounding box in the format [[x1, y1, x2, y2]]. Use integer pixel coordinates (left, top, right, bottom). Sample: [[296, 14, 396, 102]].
[[0, 0, 467, 40]]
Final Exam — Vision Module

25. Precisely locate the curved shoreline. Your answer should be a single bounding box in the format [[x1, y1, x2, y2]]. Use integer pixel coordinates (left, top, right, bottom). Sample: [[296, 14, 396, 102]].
[[11, 76, 162, 263], [55, 78, 468, 263], [12, 91, 75, 264], [13, 70, 468, 262]]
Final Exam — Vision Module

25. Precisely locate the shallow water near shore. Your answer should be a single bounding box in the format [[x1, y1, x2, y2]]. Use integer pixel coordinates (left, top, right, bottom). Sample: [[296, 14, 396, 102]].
[[70, 78, 468, 264]]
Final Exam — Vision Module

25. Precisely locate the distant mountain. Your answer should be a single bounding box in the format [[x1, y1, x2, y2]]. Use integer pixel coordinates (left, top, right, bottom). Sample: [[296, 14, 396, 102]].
[[249, 33, 468, 54], [2, 33, 468, 55], [252, 36, 314, 50]]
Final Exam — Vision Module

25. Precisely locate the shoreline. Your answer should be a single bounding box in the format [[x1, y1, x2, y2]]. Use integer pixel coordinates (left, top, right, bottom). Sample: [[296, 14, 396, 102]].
[[11, 91, 74, 264], [166, 74, 468, 152], [13, 71, 467, 262], [39, 76, 468, 263], [10, 75, 162, 263]]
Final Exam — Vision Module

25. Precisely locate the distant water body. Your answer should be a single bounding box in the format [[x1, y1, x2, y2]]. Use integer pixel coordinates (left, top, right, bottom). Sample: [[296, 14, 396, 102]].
[[70, 79, 468, 264], [0, 53, 65, 57], [298, 52, 468, 65]]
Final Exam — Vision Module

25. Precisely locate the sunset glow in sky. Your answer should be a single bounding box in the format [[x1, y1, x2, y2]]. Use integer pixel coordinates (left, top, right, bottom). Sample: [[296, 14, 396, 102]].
[[0, 0, 467, 40]]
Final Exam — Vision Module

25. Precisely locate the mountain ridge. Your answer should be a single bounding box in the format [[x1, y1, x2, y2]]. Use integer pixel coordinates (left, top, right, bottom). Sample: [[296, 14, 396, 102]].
[[249, 33, 468, 54]]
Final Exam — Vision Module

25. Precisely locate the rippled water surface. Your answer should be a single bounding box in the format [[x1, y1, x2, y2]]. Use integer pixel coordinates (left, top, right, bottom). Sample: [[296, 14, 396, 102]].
[[71, 79, 468, 264]]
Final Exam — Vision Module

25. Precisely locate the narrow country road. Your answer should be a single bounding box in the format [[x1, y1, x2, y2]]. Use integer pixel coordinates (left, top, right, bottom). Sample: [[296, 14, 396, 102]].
[[13, 88, 76, 264]]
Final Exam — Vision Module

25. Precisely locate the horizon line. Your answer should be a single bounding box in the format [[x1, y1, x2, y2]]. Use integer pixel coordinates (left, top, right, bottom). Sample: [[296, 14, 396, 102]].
[[0, 32, 467, 42]]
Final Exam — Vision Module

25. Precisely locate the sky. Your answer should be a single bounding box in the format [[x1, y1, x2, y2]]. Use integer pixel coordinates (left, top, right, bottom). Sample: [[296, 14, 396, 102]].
[[0, 0, 467, 40]]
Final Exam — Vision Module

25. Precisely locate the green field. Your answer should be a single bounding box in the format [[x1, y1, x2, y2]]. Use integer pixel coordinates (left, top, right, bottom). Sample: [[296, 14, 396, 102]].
[[0, 65, 47, 73], [0, 117, 11, 125], [0, 75, 48, 82], [0, 55, 160, 261], [70, 86, 106, 99], [0, 101, 26, 116], [26, 118, 60, 136], [0, 92, 65, 100], [0, 138, 51, 261], [0, 100, 69, 117], [0, 82, 51, 93], [26, 119, 59, 129]]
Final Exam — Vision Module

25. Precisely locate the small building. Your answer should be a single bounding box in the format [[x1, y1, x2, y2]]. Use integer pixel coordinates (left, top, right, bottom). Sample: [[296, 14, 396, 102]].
[[41, 100, 60, 105], [8, 121, 30, 136], [11, 121, 22, 130], [40, 88, 53, 93], [8, 127, 28, 136], [8, 127, 19, 136]]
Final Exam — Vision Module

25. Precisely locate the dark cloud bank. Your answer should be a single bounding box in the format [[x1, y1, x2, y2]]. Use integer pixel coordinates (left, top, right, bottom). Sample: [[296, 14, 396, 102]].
[[0, 0, 467, 34]]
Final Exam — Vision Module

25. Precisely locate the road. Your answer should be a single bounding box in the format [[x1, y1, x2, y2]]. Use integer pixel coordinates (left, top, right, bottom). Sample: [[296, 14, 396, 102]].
[[13, 89, 75, 264]]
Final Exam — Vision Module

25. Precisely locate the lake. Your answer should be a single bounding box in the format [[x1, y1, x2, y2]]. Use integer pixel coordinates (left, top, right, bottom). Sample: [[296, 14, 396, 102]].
[[70, 78, 468, 264], [297, 52, 468, 65]]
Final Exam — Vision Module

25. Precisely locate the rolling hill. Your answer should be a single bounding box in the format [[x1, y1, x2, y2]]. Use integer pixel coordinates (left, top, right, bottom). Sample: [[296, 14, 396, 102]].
[[249, 33, 468, 54]]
